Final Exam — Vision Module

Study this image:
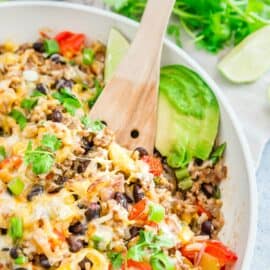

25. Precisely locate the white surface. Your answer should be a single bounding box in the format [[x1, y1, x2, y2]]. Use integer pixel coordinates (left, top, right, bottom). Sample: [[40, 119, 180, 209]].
[[0, 2, 257, 269]]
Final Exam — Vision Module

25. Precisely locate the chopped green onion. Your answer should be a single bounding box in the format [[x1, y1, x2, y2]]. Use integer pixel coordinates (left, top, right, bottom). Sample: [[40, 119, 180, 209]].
[[178, 177, 193, 191], [7, 177, 25, 196], [0, 146, 6, 161], [148, 203, 165, 223], [44, 39, 59, 55], [175, 167, 189, 181], [82, 48, 95, 65], [150, 252, 175, 270], [14, 255, 27, 265], [9, 216, 23, 240], [9, 109, 27, 130], [210, 143, 226, 165]]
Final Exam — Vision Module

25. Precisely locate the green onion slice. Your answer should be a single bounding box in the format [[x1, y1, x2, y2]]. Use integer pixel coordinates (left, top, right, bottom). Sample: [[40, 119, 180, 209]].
[[7, 177, 25, 196], [9, 216, 23, 240], [148, 203, 165, 223]]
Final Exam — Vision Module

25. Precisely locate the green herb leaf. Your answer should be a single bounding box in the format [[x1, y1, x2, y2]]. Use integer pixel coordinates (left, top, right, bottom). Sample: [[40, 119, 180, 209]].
[[31, 90, 45, 97], [88, 80, 103, 108], [81, 116, 105, 132], [41, 134, 62, 152], [53, 88, 81, 115], [107, 252, 124, 270], [21, 98, 38, 110], [9, 109, 27, 130], [24, 142, 54, 175], [0, 146, 6, 161], [210, 142, 226, 164], [150, 252, 175, 270]]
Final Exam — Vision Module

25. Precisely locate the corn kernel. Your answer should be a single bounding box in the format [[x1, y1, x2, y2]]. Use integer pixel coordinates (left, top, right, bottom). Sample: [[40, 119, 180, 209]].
[[4, 40, 18, 52], [12, 141, 28, 155], [179, 225, 194, 244]]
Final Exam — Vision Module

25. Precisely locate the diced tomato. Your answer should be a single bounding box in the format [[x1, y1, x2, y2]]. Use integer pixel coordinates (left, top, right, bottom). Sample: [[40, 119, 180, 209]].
[[141, 155, 163, 176], [128, 199, 148, 221], [204, 241, 238, 266], [127, 260, 152, 270], [197, 203, 212, 219], [55, 31, 86, 57], [180, 246, 198, 261]]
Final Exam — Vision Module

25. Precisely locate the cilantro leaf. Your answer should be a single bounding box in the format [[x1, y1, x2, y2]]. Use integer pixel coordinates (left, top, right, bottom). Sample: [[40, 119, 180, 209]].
[[88, 80, 103, 108], [9, 109, 27, 130], [107, 252, 124, 270], [81, 116, 105, 132], [52, 88, 81, 115], [31, 90, 45, 97], [24, 142, 54, 175], [41, 134, 62, 152], [0, 146, 6, 161], [21, 98, 38, 110]]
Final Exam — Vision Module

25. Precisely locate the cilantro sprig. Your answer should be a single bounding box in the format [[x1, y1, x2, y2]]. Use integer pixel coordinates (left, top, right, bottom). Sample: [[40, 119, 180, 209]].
[[81, 116, 105, 132], [107, 252, 124, 270], [24, 134, 62, 175], [52, 88, 81, 115], [104, 0, 270, 53], [127, 230, 174, 262], [9, 109, 27, 130]]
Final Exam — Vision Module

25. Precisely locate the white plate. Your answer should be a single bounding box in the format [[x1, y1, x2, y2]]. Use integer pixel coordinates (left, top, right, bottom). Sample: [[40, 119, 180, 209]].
[[0, 1, 257, 269]]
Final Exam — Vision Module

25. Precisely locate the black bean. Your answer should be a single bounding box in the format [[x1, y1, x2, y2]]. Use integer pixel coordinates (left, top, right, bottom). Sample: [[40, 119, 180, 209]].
[[48, 109, 63, 123], [0, 228, 7, 235], [47, 185, 63, 194], [114, 192, 128, 209], [55, 79, 73, 90], [195, 158, 204, 166], [124, 194, 133, 203], [67, 236, 84, 253], [27, 185, 44, 201], [72, 160, 90, 174], [68, 221, 86, 235], [15, 268, 28, 270], [201, 220, 212, 236], [54, 176, 68, 186], [0, 127, 4, 136], [50, 54, 66, 64], [2, 247, 9, 251], [201, 184, 214, 198], [134, 147, 148, 158], [81, 137, 93, 153], [33, 42, 45, 53], [9, 247, 19, 259], [39, 254, 51, 269], [36, 83, 48, 95], [129, 227, 141, 238], [85, 203, 101, 221], [133, 184, 144, 203], [78, 256, 93, 270]]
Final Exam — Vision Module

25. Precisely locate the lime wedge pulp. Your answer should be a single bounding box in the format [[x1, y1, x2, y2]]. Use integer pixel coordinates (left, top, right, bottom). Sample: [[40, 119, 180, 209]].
[[218, 25, 270, 83], [104, 28, 130, 83]]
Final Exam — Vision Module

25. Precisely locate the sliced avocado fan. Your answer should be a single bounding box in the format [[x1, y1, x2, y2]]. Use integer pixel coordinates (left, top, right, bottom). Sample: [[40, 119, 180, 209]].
[[104, 29, 220, 168], [156, 65, 220, 168]]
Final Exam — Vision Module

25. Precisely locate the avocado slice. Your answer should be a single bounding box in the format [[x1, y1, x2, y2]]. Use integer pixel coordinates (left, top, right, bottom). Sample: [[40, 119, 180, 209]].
[[156, 65, 220, 167]]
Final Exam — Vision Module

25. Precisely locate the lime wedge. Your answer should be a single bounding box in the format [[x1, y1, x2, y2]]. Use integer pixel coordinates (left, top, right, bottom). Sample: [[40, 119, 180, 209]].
[[218, 25, 270, 83], [104, 28, 130, 83]]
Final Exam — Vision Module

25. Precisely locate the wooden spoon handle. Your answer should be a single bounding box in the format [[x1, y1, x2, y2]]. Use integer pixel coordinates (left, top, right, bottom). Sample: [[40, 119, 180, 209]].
[[90, 0, 175, 153], [116, 0, 175, 82]]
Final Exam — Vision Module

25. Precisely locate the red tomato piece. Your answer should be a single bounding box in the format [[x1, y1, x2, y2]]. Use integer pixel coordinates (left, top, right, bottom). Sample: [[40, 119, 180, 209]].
[[127, 260, 152, 270], [54, 31, 86, 57], [128, 199, 148, 221], [197, 203, 212, 219], [205, 241, 238, 266], [141, 155, 163, 176]]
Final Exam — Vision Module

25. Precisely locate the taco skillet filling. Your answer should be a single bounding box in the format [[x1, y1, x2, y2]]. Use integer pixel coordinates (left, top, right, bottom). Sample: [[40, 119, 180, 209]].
[[0, 31, 237, 269]]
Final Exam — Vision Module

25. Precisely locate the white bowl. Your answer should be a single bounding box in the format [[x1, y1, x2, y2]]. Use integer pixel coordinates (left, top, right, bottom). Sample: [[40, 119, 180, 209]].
[[0, 1, 257, 269]]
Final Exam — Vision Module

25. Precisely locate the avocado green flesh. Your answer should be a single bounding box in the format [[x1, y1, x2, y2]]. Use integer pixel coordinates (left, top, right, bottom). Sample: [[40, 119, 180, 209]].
[[156, 65, 220, 161]]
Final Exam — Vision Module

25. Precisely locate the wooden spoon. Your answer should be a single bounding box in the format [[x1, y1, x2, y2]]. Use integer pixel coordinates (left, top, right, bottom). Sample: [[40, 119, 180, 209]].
[[90, 0, 175, 153]]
